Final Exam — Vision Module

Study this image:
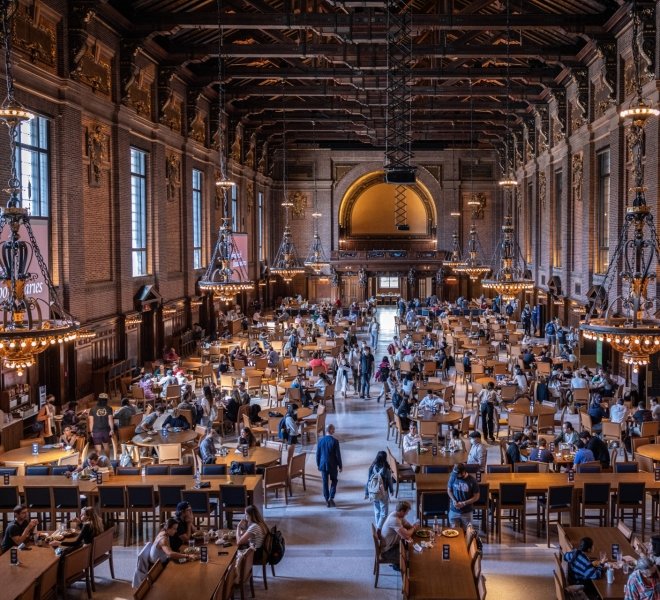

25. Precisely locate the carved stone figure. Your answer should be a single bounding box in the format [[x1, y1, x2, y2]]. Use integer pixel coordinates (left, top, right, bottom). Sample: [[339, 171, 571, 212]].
[[166, 154, 181, 202], [290, 191, 307, 220], [86, 124, 108, 187], [539, 171, 547, 208], [572, 153, 583, 202]]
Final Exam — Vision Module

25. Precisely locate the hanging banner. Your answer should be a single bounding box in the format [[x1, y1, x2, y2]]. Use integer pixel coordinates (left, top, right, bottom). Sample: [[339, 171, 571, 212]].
[[231, 233, 249, 280]]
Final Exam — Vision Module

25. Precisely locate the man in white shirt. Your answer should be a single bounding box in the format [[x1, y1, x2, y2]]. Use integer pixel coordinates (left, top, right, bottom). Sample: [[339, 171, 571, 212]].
[[609, 397, 629, 424], [418, 392, 443, 412], [467, 431, 488, 471], [380, 500, 419, 562], [402, 423, 422, 453], [511, 367, 528, 394], [570, 371, 589, 390]]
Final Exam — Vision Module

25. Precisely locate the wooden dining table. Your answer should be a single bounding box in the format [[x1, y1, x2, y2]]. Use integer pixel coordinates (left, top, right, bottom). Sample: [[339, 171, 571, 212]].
[[145, 543, 238, 600], [561, 527, 636, 600], [403, 448, 468, 468], [132, 429, 198, 448], [507, 403, 556, 417], [406, 527, 479, 599], [257, 406, 313, 422], [4, 474, 99, 494], [214, 446, 281, 468], [1, 545, 59, 600], [635, 443, 660, 463], [0, 445, 79, 475]]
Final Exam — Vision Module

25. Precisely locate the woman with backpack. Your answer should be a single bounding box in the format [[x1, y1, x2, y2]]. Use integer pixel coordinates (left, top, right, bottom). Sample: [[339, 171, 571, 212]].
[[364, 450, 394, 530], [236, 505, 270, 562]]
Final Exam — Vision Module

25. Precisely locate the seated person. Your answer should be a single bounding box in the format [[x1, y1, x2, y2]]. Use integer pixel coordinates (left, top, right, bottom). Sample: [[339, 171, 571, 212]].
[[448, 428, 466, 453], [199, 427, 217, 464], [462, 351, 472, 374], [282, 405, 299, 444], [170, 502, 195, 552], [570, 371, 589, 390], [114, 397, 137, 428], [510, 366, 529, 395], [402, 422, 422, 453], [74, 451, 111, 474], [573, 439, 595, 465], [380, 501, 419, 562], [623, 556, 660, 600], [151, 518, 189, 562], [554, 422, 579, 446], [238, 426, 258, 448], [236, 505, 269, 562], [309, 352, 328, 373], [312, 373, 332, 402], [418, 391, 443, 412], [164, 347, 180, 363], [609, 397, 629, 424], [48, 507, 104, 553], [587, 396, 608, 431], [631, 401, 654, 436], [135, 404, 165, 434], [564, 537, 603, 587], [59, 425, 79, 449], [652, 397, 660, 422], [506, 432, 524, 465], [61, 401, 81, 430], [528, 438, 554, 463], [1, 505, 39, 552], [139, 374, 156, 401], [162, 408, 191, 430], [521, 348, 535, 369], [467, 431, 487, 471], [401, 374, 415, 400], [578, 431, 610, 469]]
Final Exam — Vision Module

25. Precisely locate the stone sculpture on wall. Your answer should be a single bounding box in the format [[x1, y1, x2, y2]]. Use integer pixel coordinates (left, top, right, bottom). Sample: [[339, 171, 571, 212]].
[[290, 191, 307, 220], [539, 171, 547, 208], [86, 123, 109, 187], [572, 153, 583, 202], [166, 154, 181, 202]]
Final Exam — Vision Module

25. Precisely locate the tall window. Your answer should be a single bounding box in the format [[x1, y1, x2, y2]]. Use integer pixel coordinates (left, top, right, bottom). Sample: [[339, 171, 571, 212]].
[[379, 276, 398, 288], [526, 180, 533, 263], [597, 149, 610, 273], [130, 148, 148, 276], [553, 169, 563, 268], [192, 169, 203, 269], [231, 184, 238, 232], [15, 115, 49, 216], [257, 191, 264, 261]]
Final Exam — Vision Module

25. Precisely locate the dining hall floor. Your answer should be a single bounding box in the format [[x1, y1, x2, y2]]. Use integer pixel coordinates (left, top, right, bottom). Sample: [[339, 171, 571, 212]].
[[74, 307, 561, 600]]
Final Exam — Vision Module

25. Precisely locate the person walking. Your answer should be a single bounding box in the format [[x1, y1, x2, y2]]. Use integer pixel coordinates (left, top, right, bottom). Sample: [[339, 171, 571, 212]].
[[359, 346, 375, 399], [316, 424, 342, 507], [447, 463, 480, 529], [478, 381, 497, 442], [369, 318, 380, 349], [88, 393, 114, 456], [365, 450, 394, 530]]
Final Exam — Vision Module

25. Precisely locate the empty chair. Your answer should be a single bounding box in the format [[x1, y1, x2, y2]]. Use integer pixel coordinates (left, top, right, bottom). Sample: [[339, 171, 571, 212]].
[[288, 451, 307, 494], [52, 486, 81, 526], [537, 485, 574, 547], [496, 483, 527, 543], [419, 492, 449, 527], [58, 544, 92, 599], [201, 464, 227, 476], [487, 465, 512, 474], [613, 482, 646, 534], [90, 525, 116, 591], [98, 486, 129, 546], [155, 444, 182, 465], [115, 467, 141, 476], [169, 464, 194, 475], [0, 485, 20, 528], [23, 486, 53, 526], [514, 462, 540, 473], [126, 485, 157, 545], [144, 465, 170, 475], [52, 466, 76, 475], [263, 465, 289, 508], [220, 484, 248, 529], [424, 465, 453, 474], [580, 482, 611, 527], [614, 462, 639, 473], [575, 461, 602, 473], [25, 466, 51, 476], [0, 467, 18, 476]]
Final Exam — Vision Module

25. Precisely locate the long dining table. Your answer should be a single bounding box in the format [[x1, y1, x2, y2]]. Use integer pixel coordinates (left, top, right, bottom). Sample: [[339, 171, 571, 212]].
[[145, 543, 239, 599], [560, 527, 636, 600], [406, 527, 479, 599], [1, 545, 59, 600], [0, 445, 79, 475]]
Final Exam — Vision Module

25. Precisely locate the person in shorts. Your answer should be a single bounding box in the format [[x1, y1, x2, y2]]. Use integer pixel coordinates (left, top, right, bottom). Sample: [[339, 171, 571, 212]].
[[447, 463, 480, 529], [88, 393, 114, 455]]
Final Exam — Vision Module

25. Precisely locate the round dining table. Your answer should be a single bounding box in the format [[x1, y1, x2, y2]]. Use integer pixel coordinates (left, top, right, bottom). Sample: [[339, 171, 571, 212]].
[[131, 429, 197, 447], [0, 444, 77, 472], [508, 404, 555, 418], [214, 446, 281, 467], [403, 448, 468, 467], [258, 406, 313, 421], [635, 444, 660, 463], [414, 410, 463, 426]]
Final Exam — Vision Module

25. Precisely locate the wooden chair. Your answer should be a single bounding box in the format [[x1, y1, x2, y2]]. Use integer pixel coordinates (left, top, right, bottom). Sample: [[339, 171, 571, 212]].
[[232, 546, 256, 600], [536, 413, 555, 435], [602, 420, 623, 446], [156, 443, 182, 464], [385, 407, 397, 441], [90, 525, 116, 591], [146, 559, 164, 584], [578, 411, 593, 435], [386, 448, 415, 497], [496, 482, 527, 543], [38, 556, 59, 600], [418, 420, 439, 444], [59, 544, 92, 599], [631, 436, 654, 459], [537, 484, 574, 547], [219, 484, 248, 529], [263, 465, 289, 508], [612, 482, 646, 536], [133, 576, 151, 600], [126, 485, 158, 546], [580, 482, 610, 527], [288, 452, 307, 494], [506, 412, 526, 440], [371, 523, 397, 587], [98, 486, 129, 546], [617, 519, 633, 541], [242, 413, 268, 444]]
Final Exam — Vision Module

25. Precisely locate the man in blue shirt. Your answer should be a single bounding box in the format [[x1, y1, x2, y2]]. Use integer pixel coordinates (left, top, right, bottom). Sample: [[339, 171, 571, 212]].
[[447, 463, 480, 529], [199, 427, 216, 464], [564, 537, 603, 587], [573, 440, 595, 465], [316, 424, 342, 508]]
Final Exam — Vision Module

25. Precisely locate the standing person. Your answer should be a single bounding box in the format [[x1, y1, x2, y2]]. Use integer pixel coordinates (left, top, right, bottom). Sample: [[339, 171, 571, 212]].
[[359, 346, 375, 399], [531, 304, 540, 337], [37, 394, 57, 443], [335, 353, 351, 399], [478, 382, 497, 442], [316, 424, 342, 508], [545, 320, 557, 355], [88, 393, 114, 456], [369, 318, 380, 349], [348, 345, 360, 396], [447, 463, 480, 529], [521, 304, 532, 337], [365, 451, 394, 530]]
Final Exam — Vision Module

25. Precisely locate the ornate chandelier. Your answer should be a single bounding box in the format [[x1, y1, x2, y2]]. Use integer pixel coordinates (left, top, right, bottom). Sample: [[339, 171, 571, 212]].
[[0, 3, 79, 371], [442, 232, 466, 270], [455, 225, 491, 281], [199, 5, 252, 302], [304, 131, 329, 275], [580, 2, 660, 374], [271, 85, 304, 283]]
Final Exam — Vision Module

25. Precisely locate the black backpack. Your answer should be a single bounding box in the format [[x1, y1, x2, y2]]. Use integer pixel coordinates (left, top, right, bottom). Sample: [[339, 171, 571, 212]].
[[267, 526, 286, 565]]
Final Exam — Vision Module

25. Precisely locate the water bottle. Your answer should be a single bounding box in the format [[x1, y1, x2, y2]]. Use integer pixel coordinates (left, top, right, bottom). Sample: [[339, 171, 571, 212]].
[[433, 517, 439, 534], [194, 469, 201, 487], [417, 442, 421, 454]]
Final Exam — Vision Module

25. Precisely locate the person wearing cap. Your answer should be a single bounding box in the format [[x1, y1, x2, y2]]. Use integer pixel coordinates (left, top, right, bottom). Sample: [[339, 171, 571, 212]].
[[447, 463, 480, 529], [88, 394, 114, 455], [623, 556, 660, 600], [467, 431, 487, 472], [170, 501, 195, 552]]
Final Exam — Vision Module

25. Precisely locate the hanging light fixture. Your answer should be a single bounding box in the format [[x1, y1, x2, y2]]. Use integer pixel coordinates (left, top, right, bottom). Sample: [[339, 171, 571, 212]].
[[271, 81, 305, 284], [442, 232, 466, 270], [455, 78, 491, 282], [482, 0, 533, 301], [199, 2, 253, 302], [0, 2, 79, 370], [580, 1, 660, 374], [304, 122, 330, 275]]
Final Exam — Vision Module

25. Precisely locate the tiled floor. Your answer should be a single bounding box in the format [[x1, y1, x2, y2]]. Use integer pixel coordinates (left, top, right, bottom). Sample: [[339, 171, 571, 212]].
[[73, 307, 561, 599]]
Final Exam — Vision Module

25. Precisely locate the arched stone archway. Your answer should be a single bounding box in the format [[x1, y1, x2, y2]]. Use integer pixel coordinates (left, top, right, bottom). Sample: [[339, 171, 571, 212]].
[[337, 170, 437, 248]]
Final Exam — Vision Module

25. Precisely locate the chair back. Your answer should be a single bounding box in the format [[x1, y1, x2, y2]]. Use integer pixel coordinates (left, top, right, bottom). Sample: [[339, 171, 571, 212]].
[[508, 412, 527, 429], [156, 444, 182, 464], [499, 482, 526, 506], [0, 467, 17, 476], [145, 465, 170, 475], [220, 484, 248, 510], [513, 462, 539, 473], [201, 464, 227, 475], [38, 557, 59, 600], [487, 465, 512, 474], [617, 482, 645, 505], [117, 426, 136, 444], [147, 559, 164, 584], [575, 461, 602, 473], [98, 486, 126, 509], [170, 464, 194, 475], [423, 465, 452, 474], [237, 546, 256, 585], [289, 452, 306, 478], [640, 421, 659, 437], [57, 452, 80, 467], [554, 571, 566, 600], [126, 485, 155, 508], [61, 544, 92, 585], [582, 482, 611, 505], [264, 464, 288, 487], [614, 461, 639, 473], [420, 491, 450, 520], [601, 420, 622, 441], [133, 576, 151, 600], [92, 525, 114, 564], [52, 486, 81, 510], [24, 486, 51, 509], [181, 489, 211, 515], [547, 485, 574, 509], [616, 519, 633, 541], [25, 466, 51, 476]]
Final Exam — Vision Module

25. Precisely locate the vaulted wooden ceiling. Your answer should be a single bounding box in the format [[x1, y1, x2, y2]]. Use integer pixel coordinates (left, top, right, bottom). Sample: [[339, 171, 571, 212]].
[[103, 0, 628, 151]]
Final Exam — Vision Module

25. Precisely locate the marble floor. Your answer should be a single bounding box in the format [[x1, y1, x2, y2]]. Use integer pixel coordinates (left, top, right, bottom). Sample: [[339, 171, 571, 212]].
[[73, 307, 562, 599]]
